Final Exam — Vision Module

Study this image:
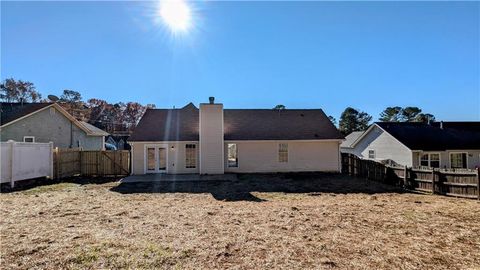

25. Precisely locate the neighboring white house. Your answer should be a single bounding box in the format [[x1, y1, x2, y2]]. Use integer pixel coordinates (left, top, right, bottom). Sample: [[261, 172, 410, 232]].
[[1, 102, 108, 150], [128, 97, 344, 175], [343, 122, 480, 169]]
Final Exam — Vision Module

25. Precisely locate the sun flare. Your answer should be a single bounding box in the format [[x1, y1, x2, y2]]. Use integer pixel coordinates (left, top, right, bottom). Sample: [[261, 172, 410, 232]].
[[158, 0, 192, 33]]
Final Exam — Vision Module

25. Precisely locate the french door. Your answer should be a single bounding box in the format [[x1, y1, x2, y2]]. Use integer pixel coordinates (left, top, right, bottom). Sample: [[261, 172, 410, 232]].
[[146, 145, 167, 173]]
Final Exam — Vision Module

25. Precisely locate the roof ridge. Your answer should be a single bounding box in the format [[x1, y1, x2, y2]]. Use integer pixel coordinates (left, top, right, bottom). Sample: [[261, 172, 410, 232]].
[[224, 108, 324, 111]]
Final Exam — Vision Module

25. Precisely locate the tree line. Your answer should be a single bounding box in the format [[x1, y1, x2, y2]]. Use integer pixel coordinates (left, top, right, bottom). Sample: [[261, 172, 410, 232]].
[[0, 78, 155, 134], [2, 78, 436, 136], [274, 104, 436, 136], [337, 106, 435, 135]]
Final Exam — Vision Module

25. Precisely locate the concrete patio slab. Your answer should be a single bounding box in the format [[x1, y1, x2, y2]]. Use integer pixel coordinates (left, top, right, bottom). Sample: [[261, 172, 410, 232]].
[[120, 173, 238, 183]]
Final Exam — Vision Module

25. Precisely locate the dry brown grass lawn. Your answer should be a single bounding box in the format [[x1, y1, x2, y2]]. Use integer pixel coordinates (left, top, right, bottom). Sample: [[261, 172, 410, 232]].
[[1, 174, 479, 269]]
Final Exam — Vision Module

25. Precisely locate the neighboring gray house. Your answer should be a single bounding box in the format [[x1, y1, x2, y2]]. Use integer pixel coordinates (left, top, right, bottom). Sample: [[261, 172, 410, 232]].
[[344, 122, 480, 169], [1, 102, 108, 150], [128, 97, 344, 175]]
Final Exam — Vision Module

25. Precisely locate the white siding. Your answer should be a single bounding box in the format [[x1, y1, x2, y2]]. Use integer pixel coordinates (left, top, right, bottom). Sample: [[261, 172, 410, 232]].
[[353, 126, 413, 166], [130, 142, 200, 175], [224, 141, 341, 173], [130, 140, 341, 174], [413, 150, 480, 169], [199, 104, 224, 174]]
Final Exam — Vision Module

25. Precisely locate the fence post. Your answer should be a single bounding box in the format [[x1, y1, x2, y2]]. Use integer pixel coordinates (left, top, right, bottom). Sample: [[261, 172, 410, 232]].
[[403, 166, 408, 188], [55, 147, 60, 179], [79, 149, 83, 176], [477, 167, 480, 200], [431, 168, 435, 195]]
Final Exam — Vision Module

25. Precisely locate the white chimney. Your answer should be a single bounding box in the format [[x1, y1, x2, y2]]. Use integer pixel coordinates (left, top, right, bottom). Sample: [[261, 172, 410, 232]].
[[199, 97, 224, 174]]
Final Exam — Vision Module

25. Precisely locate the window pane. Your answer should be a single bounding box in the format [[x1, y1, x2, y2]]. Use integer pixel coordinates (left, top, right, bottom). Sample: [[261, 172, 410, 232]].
[[451, 153, 467, 169], [279, 143, 288, 163], [419, 154, 429, 167], [147, 148, 155, 170], [430, 154, 440, 161], [228, 144, 238, 167], [158, 148, 166, 170], [185, 144, 196, 168], [430, 161, 440, 168], [369, 150, 375, 159]]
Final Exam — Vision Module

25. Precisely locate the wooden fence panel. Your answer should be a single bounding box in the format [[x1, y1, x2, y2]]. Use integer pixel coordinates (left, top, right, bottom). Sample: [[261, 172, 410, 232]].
[[54, 149, 130, 178], [54, 148, 81, 179], [341, 153, 479, 199], [409, 169, 434, 193], [441, 172, 478, 199]]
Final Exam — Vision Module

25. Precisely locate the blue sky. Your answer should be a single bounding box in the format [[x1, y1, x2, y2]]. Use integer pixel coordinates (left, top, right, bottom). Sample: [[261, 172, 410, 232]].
[[2, 1, 479, 121]]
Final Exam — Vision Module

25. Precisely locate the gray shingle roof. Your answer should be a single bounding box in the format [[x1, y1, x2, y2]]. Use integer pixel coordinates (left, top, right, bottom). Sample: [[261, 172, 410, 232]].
[[129, 104, 344, 141], [81, 121, 109, 136], [340, 131, 364, 148]]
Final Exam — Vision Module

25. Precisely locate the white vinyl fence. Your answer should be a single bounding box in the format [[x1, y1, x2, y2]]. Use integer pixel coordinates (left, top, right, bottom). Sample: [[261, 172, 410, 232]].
[[1, 141, 54, 187]]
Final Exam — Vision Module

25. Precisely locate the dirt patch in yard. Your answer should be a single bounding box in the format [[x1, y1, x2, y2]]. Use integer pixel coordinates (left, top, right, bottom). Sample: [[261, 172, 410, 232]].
[[1, 174, 479, 269]]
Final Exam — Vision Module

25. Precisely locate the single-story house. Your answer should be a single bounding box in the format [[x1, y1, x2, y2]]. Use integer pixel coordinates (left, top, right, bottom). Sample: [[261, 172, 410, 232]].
[[128, 97, 344, 175], [1, 102, 108, 150], [343, 121, 480, 169]]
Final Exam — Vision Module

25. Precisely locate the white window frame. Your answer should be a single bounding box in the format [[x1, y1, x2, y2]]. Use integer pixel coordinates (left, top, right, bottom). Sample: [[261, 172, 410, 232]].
[[368, 149, 375, 159], [279, 143, 288, 163], [185, 144, 196, 169], [419, 152, 441, 168], [449, 152, 468, 169], [23, 136, 35, 143], [227, 143, 238, 168]]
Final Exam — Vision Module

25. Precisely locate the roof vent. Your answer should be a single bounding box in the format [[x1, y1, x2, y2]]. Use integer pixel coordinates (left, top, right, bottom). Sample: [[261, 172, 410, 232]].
[[209, 97, 215, 104]]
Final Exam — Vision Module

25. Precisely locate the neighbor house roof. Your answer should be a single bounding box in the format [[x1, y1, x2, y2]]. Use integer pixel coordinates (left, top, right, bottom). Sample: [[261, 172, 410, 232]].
[[430, 121, 480, 132], [373, 122, 480, 151], [1, 102, 52, 125], [340, 131, 364, 148], [128, 103, 344, 141], [80, 121, 109, 136], [1, 102, 109, 137]]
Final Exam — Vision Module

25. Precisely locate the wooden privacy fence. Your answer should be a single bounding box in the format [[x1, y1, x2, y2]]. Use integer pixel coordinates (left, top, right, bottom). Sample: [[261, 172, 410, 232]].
[[341, 153, 480, 199], [54, 148, 130, 179]]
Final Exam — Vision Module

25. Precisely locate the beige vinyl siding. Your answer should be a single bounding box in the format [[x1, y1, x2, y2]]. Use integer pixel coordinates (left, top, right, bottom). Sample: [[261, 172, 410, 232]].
[[224, 140, 341, 173], [130, 142, 199, 175], [199, 104, 224, 174]]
